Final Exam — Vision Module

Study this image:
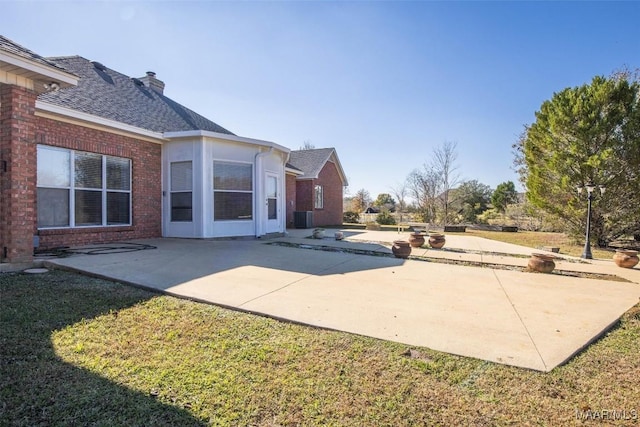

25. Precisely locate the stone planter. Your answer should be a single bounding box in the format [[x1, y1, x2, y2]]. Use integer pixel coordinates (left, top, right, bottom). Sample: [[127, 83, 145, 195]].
[[334, 231, 344, 240], [392, 240, 411, 259], [528, 253, 556, 273], [613, 249, 639, 269], [312, 228, 325, 239], [428, 233, 446, 249], [408, 232, 425, 248]]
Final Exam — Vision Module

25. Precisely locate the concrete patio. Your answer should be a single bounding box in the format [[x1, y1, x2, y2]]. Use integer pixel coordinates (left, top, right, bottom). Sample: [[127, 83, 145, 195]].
[[42, 228, 640, 372]]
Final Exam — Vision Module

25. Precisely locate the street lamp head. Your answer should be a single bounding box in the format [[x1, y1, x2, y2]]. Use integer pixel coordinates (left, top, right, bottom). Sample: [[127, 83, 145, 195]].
[[599, 185, 606, 195], [586, 183, 596, 194], [576, 186, 583, 194]]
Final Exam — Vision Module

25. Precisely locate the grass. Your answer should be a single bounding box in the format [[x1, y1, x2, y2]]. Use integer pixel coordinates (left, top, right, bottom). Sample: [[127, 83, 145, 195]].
[[2, 270, 640, 426], [466, 229, 615, 259]]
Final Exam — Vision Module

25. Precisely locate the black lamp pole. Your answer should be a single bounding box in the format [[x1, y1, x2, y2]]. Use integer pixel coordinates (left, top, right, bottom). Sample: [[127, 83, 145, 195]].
[[582, 189, 593, 259], [578, 184, 605, 260]]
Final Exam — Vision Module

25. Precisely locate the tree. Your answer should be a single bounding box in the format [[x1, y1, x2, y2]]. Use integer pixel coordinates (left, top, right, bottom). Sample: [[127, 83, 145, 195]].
[[299, 140, 315, 150], [514, 74, 640, 244], [351, 188, 371, 213], [406, 167, 439, 222], [457, 180, 492, 222], [389, 182, 408, 213], [491, 181, 518, 213], [432, 141, 461, 225], [373, 193, 396, 212]]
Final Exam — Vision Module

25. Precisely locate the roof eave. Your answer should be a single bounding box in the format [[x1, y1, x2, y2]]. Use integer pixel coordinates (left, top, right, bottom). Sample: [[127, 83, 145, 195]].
[[0, 50, 79, 90], [164, 130, 290, 153]]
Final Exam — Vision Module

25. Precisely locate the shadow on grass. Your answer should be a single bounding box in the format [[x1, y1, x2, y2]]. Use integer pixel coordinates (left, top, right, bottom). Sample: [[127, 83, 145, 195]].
[[0, 270, 205, 427]]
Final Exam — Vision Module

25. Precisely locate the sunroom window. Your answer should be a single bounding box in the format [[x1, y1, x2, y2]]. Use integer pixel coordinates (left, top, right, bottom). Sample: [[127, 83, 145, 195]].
[[213, 161, 253, 220], [37, 145, 131, 228]]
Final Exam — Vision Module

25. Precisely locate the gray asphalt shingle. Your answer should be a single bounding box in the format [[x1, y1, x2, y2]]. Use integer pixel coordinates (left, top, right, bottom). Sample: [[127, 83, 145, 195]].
[[0, 35, 71, 73], [38, 56, 234, 135]]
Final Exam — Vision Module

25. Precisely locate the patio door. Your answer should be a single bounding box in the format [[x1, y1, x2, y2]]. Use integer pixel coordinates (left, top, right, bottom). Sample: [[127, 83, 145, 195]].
[[265, 173, 280, 233]]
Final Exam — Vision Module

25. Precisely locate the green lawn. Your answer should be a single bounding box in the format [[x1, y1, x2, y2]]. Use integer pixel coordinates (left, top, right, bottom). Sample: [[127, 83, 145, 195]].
[[2, 270, 639, 426]]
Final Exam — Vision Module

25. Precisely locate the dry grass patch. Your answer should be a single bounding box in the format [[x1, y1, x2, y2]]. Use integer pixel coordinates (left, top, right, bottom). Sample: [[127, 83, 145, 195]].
[[2, 270, 639, 426], [467, 229, 615, 259]]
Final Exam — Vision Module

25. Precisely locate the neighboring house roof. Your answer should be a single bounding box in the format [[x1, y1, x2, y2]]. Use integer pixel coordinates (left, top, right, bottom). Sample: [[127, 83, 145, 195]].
[[38, 56, 234, 135], [288, 148, 348, 185]]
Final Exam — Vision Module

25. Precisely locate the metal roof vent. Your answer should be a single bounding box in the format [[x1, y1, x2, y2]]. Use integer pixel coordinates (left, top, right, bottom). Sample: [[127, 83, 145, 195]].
[[91, 61, 107, 71]]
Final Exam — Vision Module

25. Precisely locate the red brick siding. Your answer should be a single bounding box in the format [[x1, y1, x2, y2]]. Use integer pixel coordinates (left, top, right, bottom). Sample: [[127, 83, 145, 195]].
[[296, 180, 314, 212], [0, 84, 37, 263], [33, 117, 162, 250], [285, 173, 297, 228], [312, 161, 343, 226]]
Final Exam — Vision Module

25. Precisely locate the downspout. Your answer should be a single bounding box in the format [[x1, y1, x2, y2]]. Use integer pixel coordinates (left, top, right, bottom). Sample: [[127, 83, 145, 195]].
[[254, 147, 274, 237]]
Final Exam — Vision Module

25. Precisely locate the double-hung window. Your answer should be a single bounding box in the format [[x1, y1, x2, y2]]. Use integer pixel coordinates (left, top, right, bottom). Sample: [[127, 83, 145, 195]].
[[213, 161, 253, 220], [37, 145, 131, 228], [314, 185, 324, 209]]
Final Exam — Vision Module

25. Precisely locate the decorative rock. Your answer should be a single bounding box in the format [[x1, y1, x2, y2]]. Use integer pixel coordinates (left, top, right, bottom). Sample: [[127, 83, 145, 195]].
[[392, 240, 412, 259], [528, 253, 556, 273], [613, 249, 639, 269], [334, 231, 344, 240]]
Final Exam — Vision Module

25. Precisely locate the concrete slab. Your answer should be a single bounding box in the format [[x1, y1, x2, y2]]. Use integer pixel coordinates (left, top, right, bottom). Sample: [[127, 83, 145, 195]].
[[43, 231, 640, 372]]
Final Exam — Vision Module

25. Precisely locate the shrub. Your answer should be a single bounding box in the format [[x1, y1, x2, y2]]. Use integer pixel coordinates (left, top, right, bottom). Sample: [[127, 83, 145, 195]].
[[343, 211, 360, 224], [376, 211, 396, 225]]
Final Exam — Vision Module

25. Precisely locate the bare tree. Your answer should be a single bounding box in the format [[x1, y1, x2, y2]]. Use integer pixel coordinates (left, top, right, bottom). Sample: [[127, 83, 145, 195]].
[[299, 140, 315, 150], [432, 141, 461, 225], [389, 182, 408, 213], [406, 167, 439, 222]]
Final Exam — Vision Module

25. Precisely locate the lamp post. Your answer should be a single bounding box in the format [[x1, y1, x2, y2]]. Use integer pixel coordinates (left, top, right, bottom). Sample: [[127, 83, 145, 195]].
[[577, 184, 606, 259]]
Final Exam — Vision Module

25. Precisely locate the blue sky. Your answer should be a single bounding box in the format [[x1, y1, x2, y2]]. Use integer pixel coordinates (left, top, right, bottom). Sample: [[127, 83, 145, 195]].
[[2, 1, 638, 200]]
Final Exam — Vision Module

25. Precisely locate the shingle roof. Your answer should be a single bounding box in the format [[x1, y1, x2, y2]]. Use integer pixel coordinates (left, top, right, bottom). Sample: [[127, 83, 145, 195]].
[[0, 35, 71, 73], [288, 148, 337, 179], [38, 56, 234, 135]]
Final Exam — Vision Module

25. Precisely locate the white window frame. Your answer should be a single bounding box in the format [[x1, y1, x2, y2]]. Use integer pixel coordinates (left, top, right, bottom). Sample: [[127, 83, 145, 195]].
[[37, 145, 132, 229]]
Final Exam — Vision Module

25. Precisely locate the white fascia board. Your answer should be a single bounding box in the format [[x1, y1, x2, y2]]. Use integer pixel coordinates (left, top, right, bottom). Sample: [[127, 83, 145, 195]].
[[36, 101, 166, 141], [164, 130, 290, 154], [0, 51, 79, 86], [285, 167, 305, 176]]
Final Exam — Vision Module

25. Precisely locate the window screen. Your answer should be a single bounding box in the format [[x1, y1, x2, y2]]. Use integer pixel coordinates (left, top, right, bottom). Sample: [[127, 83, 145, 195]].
[[36, 145, 131, 228], [170, 161, 192, 222], [213, 161, 253, 221]]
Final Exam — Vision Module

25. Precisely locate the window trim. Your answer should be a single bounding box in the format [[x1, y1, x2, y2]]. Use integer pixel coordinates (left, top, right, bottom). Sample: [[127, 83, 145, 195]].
[[37, 145, 132, 229]]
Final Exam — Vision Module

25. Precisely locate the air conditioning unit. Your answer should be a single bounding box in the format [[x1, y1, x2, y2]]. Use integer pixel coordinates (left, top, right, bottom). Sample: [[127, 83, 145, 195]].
[[294, 211, 313, 229]]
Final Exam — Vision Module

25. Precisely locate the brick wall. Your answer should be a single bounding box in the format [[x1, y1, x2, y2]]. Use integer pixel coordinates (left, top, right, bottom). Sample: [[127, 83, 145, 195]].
[[34, 117, 162, 250], [285, 173, 297, 228], [0, 84, 37, 263], [312, 161, 344, 226], [294, 161, 343, 227], [296, 180, 313, 212]]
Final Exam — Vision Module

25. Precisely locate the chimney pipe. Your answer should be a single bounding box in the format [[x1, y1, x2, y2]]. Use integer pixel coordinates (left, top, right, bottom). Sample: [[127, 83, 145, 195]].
[[139, 71, 165, 94]]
